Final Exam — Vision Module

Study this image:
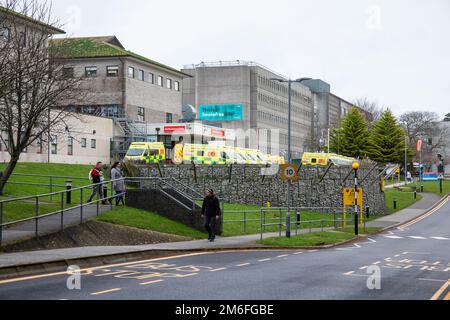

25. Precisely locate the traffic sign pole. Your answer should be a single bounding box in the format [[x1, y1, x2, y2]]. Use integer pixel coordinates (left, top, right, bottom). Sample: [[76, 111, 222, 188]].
[[353, 162, 360, 236]]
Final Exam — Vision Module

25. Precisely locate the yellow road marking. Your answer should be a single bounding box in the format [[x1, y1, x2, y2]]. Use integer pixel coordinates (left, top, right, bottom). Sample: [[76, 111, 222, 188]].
[[139, 279, 165, 286], [401, 197, 449, 229], [444, 291, 450, 300], [0, 252, 211, 285], [210, 268, 227, 272], [431, 279, 450, 300], [90, 288, 121, 296]]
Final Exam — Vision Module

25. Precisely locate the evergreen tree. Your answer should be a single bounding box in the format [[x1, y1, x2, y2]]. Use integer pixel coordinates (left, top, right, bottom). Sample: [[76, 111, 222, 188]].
[[329, 107, 370, 158], [368, 109, 406, 163]]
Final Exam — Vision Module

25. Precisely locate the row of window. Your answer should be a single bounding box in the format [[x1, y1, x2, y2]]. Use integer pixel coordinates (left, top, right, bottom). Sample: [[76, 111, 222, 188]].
[[136, 106, 173, 123], [0, 134, 96, 156], [257, 75, 312, 104], [127, 66, 180, 91], [257, 92, 312, 119], [1, 26, 27, 46], [257, 110, 310, 130]]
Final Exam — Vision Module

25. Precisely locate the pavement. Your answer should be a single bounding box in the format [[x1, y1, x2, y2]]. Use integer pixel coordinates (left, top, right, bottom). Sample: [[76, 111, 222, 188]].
[[0, 193, 442, 269], [0, 192, 449, 300]]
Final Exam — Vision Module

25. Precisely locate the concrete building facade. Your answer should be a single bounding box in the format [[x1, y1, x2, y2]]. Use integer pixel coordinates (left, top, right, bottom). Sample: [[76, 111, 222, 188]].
[[52, 36, 189, 124], [0, 113, 113, 165], [182, 61, 314, 158], [301, 79, 372, 151]]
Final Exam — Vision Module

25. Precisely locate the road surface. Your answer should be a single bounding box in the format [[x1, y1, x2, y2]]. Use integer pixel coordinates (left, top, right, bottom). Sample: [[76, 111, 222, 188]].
[[0, 197, 449, 300]]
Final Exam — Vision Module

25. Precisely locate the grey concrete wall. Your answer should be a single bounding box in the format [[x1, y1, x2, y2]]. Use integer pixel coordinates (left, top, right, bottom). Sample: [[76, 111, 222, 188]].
[[140, 165, 387, 215], [126, 189, 222, 235]]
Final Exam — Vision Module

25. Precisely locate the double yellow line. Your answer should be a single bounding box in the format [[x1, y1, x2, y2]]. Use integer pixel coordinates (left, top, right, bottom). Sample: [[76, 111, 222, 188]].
[[400, 195, 450, 229], [431, 279, 450, 300]]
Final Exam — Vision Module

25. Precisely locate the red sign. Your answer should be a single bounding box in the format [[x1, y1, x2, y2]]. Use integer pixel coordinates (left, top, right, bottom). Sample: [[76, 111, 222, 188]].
[[417, 140, 423, 152], [211, 129, 225, 137], [164, 125, 186, 133]]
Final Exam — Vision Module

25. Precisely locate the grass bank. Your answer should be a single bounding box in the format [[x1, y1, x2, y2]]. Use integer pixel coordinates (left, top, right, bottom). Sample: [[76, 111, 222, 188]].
[[258, 227, 382, 247]]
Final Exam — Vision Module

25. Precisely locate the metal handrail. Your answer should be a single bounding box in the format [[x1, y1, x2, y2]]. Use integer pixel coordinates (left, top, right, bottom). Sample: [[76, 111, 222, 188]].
[[0, 178, 124, 205], [10, 173, 89, 181]]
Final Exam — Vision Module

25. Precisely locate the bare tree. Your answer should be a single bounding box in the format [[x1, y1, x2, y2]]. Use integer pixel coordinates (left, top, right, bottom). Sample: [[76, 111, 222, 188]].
[[399, 111, 450, 168], [353, 97, 384, 122], [0, 0, 86, 195]]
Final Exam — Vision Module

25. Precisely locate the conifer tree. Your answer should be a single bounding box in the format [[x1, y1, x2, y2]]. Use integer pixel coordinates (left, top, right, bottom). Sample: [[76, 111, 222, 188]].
[[368, 109, 406, 163], [329, 107, 370, 158]]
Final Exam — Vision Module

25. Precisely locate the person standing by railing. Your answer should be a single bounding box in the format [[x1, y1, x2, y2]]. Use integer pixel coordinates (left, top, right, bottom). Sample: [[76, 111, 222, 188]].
[[111, 162, 126, 206], [87, 162, 107, 204]]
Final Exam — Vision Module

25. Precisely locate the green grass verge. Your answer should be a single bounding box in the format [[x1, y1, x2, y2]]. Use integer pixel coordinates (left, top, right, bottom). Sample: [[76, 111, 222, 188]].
[[384, 188, 422, 214], [257, 227, 382, 247], [0, 162, 105, 223], [94, 206, 207, 239], [407, 180, 450, 197]]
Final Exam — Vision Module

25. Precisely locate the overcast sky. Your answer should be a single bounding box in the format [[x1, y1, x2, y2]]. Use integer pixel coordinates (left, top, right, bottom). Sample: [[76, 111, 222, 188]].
[[48, 0, 450, 118]]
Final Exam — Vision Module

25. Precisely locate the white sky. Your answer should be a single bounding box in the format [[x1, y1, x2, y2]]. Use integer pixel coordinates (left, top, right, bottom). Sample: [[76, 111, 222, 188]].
[[48, 0, 450, 118]]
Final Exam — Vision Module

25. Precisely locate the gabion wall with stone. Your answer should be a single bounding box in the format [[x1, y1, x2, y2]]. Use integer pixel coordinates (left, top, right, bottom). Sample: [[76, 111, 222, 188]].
[[139, 164, 387, 215]]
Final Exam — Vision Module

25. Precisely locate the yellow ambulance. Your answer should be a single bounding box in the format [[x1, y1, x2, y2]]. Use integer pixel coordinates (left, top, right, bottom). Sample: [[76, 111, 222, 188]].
[[125, 142, 166, 164]]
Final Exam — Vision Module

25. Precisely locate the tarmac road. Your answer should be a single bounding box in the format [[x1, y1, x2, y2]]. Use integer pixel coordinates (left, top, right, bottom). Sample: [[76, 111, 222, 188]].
[[0, 196, 449, 300]]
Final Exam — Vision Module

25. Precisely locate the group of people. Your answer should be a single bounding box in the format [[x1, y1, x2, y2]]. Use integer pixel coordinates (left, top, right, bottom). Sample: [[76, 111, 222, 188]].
[[87, 161, 126, 206]]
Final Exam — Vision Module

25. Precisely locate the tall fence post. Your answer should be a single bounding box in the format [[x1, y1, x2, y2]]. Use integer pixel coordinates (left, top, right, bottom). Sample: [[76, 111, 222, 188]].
[[49, 176, 52, 202], [35, 196, 39, 237], [80, 188, 84, 224], [260, 208, 263, 241], [60, 192, 64, 231]]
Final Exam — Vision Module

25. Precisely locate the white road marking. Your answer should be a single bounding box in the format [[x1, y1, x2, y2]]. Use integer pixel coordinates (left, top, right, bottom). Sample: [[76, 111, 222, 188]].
[[293, 252, 303, 255], [344, 271, 355, 275], [258, 259, 271, 262], [431, 237, 450, 240], [277, 255, 289, 258], [408, 236, 427, 240], [236, 263, 251, 267], [384, 235, 403, 239], [210, 268, 227, 272], [308, 250, 318, 253], [336, 248, 353, 251], [359, 266, 368, 270], [140, 279, 165, 286], [418, 278, 447, 283]]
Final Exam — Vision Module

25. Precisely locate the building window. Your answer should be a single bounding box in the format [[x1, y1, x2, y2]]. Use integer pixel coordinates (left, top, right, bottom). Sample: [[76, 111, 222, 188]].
[[1, 27, 11, 42], [148, 73, 154, 84], [85, 66, 97, 78], [91, 139, 96, 149], [157, 76, 163, 87], [51, 135, 58, 155], [36, 136, 43, 154], [174, 81, 180, 91], [62, 67, 74, 78], [68, 137, 74, 156], [137, 107, 145, 122], [166, 78, 172, 89], [107, 65, 119, 77], [19, 32, 26, 47], [128, 66, 135, 78], [166, 113, 173, 124], [138, 69, 145, 81], [81, 138, 87, 148]]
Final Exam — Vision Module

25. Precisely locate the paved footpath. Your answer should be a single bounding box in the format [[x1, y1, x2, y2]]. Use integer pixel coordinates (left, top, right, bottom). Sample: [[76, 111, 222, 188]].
[[1, 203, 113, 245], [0, 193, 442, 270]]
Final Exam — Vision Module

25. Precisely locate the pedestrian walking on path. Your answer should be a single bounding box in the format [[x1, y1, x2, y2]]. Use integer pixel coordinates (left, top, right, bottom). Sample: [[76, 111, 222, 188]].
[[111, 162, 126, 206], [87, 162, 109, 205], [201, 189, 221, 242]]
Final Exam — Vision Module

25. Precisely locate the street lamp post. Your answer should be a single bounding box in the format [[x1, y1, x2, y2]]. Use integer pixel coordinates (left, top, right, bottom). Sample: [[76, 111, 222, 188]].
[[270, 77, 312, 238]]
